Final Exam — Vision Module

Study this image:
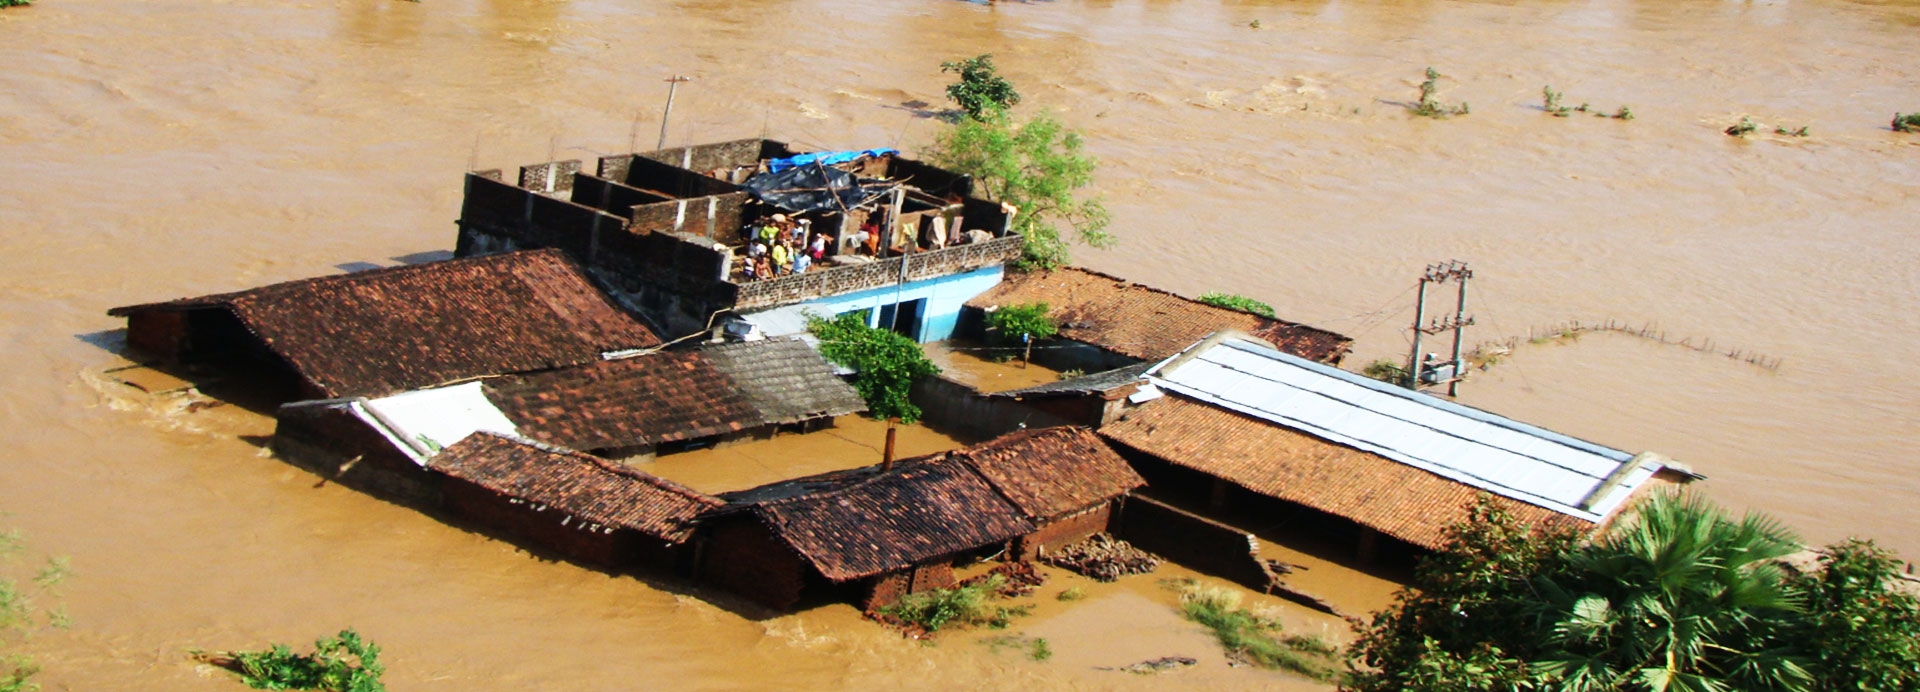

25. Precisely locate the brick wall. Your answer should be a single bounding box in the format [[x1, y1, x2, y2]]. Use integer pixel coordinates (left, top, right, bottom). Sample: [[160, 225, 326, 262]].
[[271, 404, 443, 507], [439, 475, 629, 568], [1015, 503, 1114, 560], [700, 516, 812, 611], [909, 374, 1075, 441], [1117, 496, 1269, 589]]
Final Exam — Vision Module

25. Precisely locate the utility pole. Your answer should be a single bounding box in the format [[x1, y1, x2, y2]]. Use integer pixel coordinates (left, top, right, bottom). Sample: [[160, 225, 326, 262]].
[[657, 75, 691, 151], [1404, 261, 1475, 395]]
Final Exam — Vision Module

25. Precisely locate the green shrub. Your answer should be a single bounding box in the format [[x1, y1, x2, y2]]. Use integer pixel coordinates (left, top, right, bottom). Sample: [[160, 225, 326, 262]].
[[880, 576, 1028, 632], [1197, 292, 1275, 318], [1410, 68, 1468, 119], [1360, 358, 1408, 386], [1895, 113, 1920, 133], [1056, 586, 1086, 602], [0, 0, 30, 9], [806, 312, 940, 423], [229, 630, 384, 692], [986, 302, 1057, 344]]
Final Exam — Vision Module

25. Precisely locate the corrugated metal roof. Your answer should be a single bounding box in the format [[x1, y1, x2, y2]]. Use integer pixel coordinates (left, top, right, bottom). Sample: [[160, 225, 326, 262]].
[[1146, 333, 1662, 522]]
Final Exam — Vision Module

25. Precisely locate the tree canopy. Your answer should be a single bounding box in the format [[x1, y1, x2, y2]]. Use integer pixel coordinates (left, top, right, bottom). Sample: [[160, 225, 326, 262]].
[[924, 110, 1112, 271], [805, 312, 940, 423], [985, 302, 1057, 344], [941, 54, 1020, 121]]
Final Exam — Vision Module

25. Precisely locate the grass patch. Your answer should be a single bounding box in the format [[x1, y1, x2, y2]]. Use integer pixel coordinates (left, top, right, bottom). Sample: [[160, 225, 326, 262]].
[[985, 634, 1053, 661], [1174, 581, 1341, 681], [879, 576, 1030, 633], [1360, 358, 1407, 386], [1197, 292, 1276, 318], [1056, 586, 1087, 602]]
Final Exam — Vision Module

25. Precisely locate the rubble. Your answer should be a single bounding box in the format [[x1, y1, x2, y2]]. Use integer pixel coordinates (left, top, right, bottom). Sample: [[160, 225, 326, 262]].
[[958, 561, 1047, 598], [1042, 534, 1161, 582]]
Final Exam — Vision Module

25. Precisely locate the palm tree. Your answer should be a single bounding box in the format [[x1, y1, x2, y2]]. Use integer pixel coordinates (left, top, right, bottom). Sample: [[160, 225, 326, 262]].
[[1532, 492, 1812, 692]]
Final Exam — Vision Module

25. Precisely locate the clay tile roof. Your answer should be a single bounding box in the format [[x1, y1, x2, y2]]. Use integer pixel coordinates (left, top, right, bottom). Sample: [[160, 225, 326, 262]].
[[965, 267, 1351, 364], [698, 338, 867, 423], [106, 249, 661, 398], [946, 427, 1144, 521], [483, 351, 762, 452], [428, 432, 722, 543], [744, 459, 1035, 582], [1099, 395, 1592, 550]]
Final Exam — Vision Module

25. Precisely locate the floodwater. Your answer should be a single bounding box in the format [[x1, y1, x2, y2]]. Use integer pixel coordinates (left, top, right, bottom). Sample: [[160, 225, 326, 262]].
[[3, 0, 1919, 689]]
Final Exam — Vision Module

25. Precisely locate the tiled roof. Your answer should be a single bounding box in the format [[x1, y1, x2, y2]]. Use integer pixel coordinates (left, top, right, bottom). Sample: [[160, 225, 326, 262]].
[[483, 352, 761, 452], [1100, 395, 1592, 550], [699, 338, 867, 423], [988, 362, 1154, 400], [964, 267, 1351, 364], [748, 459, 1034, 582], [428, 432, 722, 543], [107, 249, 661, 398], [947, 427, 1144, 521]]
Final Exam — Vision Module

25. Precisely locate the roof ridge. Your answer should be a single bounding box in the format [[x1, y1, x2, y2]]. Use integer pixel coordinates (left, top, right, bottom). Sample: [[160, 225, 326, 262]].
[[1052, 266, 1339, 335], [108, 249, 572, 315]]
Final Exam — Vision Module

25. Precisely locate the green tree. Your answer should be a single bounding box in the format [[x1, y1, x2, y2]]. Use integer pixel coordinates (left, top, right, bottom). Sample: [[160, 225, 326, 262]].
[[1791, 539, 1920, 692], [1347, 495, 1577, 692], [805, 312, 940, 423], [1532, 493, 1809, 692], [924, 110, 1113, 271], [941, 54, 1020, 121], [0, 526, 69, 692]]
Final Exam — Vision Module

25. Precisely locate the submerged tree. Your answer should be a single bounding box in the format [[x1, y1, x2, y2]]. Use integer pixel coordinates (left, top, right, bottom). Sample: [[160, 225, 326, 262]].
[[0, 525, 70, 692], [924, 110, 1113, 271], [941, 54, 1021, 121], [208, 629, 386, 692], [806, 312, 940, 423], [1790, 539, 1920, 692]]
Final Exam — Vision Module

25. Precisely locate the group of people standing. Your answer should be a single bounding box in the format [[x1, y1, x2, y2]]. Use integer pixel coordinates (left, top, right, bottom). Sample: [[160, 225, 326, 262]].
[[742, 214, 832, 281]]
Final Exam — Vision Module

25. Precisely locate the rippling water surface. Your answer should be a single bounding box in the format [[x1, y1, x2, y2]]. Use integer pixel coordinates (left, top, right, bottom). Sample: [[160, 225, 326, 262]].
[[3, 0, 1918, 688]]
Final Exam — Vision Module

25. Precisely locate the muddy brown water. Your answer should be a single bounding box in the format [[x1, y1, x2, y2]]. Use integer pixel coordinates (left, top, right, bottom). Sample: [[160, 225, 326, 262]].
[[3, 0, 1919, 688]]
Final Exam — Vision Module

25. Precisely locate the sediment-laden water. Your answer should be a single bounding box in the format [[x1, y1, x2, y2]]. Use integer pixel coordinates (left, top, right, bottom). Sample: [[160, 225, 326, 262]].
[[3, 0, 1918, 688]]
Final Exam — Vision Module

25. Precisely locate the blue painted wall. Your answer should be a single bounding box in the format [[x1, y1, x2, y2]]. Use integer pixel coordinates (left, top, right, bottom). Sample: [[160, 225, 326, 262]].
[[742, 265, 1003, 343]]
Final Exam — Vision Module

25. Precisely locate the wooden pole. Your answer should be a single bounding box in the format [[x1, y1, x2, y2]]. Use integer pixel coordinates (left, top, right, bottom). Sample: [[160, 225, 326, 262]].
[[1022, 332, 1032, 368], [882, 419, 898, 471], [658, 76, 691, 151]]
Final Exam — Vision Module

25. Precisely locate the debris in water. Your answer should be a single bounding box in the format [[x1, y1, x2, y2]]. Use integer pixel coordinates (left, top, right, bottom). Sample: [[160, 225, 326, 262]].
[[1107, 656, 1198, 674]]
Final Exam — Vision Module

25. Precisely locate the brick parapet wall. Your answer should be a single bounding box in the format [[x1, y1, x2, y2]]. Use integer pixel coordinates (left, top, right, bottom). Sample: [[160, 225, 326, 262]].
[[734, 235, 1022, 310]]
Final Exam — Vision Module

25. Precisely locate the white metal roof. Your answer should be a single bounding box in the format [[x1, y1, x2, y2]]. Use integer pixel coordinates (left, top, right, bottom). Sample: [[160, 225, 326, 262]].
[[1146, 333, 1668, 522], [348, 382, 520, 465]]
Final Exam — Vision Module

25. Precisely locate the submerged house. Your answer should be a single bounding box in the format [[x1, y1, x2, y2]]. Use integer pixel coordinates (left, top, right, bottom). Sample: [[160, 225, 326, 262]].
[[106, 249, 662, 400], [698, 427, 1142, 611], [428, 432, 723, 570], [1100, 332, 1699, 561], [482, 338, 867, 461], [963, 266, 1352, 373], [454, 138, 1024, 341]]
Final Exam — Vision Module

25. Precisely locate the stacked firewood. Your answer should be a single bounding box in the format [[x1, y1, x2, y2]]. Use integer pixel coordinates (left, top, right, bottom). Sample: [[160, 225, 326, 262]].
[[1042, 534, 1161, 582]]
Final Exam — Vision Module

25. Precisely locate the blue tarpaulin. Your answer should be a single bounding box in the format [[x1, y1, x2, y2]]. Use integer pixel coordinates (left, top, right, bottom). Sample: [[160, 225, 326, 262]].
[[766, 148, 898, 173]]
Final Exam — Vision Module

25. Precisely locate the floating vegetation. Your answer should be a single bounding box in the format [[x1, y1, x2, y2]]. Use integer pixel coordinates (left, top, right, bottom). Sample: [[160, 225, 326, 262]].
[[1465, 318, 1783, 373], [1776, 125, 1811, 137], [1172, 579, 1342, 680], [1726, 116, 1759, 136], [1894, 112, 1920, 133], [1543, 86, 1631, 120]]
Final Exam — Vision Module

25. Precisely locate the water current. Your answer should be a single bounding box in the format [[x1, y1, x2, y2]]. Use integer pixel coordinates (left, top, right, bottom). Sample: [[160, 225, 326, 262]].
[[3, 0, 1918, 688]]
